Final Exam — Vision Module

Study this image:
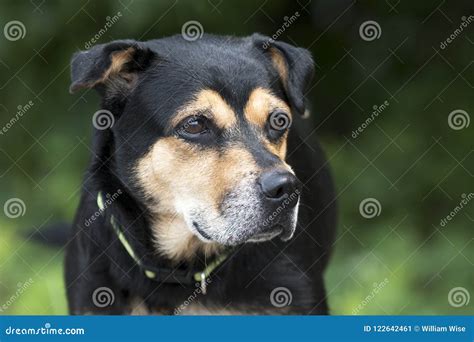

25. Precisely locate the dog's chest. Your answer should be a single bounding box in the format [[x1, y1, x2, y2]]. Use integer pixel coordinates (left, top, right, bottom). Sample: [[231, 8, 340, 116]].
[[175, 304, 247, 315], [129, 300, 251, 315]]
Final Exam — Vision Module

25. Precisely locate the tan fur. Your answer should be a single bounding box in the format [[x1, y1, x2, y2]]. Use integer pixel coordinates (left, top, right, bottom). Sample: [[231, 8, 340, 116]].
[[269, 48, 289, 86], [134, 87, 293, 261], [129, 298, 172, 315], [244, 87, 290, 160], [244, 87, 291, 127], [130, 298, 150, 315], [177, 303, 289, 315], [103, 48, 134, 80], [176, 304, 246, 315], [269, 49, 311, 119], [152, 213, 223, 262], [85, 48, 135, 90], [170, 89, 237, 130], [134, 137, 259, 261], [264, 139, 288, 160], [129, 300, 270, 315]]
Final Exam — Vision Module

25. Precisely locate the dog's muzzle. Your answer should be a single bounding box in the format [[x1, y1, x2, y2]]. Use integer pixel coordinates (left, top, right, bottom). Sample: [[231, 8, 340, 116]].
[[184, 169, 301, 246], [253, 169, 301, 241]]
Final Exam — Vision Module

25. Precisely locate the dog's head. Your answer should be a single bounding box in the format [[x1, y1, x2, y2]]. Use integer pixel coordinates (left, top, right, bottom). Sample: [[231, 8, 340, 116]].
[[70, 34, 314, 255]]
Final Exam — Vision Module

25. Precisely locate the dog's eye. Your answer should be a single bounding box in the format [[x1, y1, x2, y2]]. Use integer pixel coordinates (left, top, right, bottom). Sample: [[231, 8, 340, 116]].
[[267, 110, 291, 140], [268, 111, 291, 131], [178, 116, 209, 137]]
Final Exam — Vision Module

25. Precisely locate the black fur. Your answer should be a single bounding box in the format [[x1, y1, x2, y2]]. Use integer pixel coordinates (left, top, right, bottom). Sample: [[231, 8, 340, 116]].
[[65, 34, 336, 314]]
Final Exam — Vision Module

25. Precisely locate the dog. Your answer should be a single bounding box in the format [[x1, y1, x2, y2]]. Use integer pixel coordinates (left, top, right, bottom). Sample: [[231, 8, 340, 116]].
[[65, 33, 337, 315]]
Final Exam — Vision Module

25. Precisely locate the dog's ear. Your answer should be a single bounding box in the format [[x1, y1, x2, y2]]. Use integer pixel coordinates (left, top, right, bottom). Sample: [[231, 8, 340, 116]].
[[252, 34, 314, 117], [69, 40, 156, 95]]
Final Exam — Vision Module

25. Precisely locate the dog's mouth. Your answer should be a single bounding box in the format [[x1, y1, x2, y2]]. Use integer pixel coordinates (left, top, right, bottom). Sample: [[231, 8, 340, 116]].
[[182, 178, 300, 246], [191, 219, 294, 245], [192, 221, 213, 241], [247, 227, 282, 243]]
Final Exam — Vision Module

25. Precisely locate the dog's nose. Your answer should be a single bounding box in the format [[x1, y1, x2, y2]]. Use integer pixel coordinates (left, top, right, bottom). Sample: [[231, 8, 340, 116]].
[[258, 170, 299, 203]]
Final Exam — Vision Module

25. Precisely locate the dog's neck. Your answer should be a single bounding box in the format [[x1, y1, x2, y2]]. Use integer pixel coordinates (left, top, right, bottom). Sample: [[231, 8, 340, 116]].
[[150, 212, 223, 262]]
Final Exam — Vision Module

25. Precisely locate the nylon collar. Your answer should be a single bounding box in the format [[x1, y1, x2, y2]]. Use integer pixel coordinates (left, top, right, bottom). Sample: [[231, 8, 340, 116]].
[[97, 191, 229, 291]]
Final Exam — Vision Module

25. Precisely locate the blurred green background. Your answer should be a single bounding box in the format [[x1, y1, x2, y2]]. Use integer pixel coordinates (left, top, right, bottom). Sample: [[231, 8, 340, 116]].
[[0, 0, 472, 315]]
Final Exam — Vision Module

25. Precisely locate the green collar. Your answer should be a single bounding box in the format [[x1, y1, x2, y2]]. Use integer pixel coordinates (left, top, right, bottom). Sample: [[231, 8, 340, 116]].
[[97, 191, 230, 292]]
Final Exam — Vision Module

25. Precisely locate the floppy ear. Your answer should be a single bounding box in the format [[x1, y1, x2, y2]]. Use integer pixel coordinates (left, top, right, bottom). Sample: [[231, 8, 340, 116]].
[[69, 40, 155, 95], [252, 34, 314, 117]]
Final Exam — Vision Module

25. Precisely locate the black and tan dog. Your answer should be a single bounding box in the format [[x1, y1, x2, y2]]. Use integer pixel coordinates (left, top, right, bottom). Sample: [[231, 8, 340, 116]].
[[65, 33, 336, 315]]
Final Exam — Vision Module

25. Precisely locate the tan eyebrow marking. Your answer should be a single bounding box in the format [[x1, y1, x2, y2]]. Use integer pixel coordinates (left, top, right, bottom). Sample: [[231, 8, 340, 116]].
[[170, 89, 237, 130], [244, 87, 291, 127], [244, 87, 291, 161]]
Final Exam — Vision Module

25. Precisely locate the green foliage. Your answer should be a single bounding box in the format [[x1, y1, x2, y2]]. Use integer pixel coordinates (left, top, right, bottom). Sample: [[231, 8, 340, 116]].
[[0, 0, 472, 315]]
